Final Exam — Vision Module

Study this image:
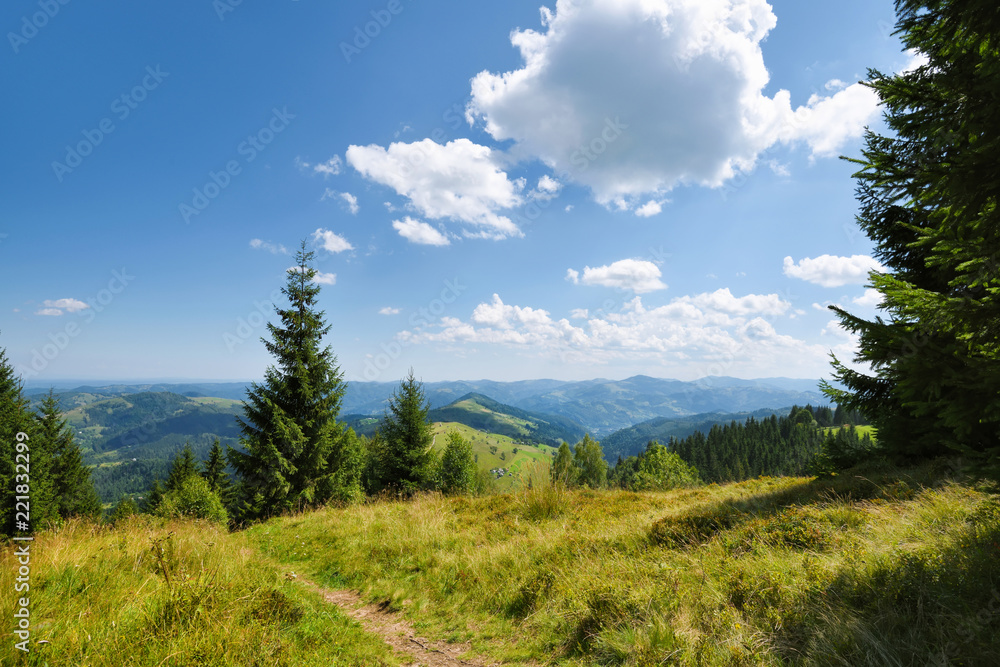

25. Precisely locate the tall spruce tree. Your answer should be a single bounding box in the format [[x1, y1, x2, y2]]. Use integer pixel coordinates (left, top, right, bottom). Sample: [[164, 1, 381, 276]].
[[377, 369, 435, 495], [202, 439, 232, 503], [0, 342, 37, 536], [166, 444, 199, 492], [229, 243, 362, 520], [37, 391, 101, 521], [822, 0, 1000, 474]]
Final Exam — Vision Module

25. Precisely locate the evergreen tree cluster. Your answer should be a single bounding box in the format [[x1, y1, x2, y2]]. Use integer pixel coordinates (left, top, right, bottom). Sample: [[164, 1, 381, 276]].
[[663, 410, 870, 484], [0, 344, 101, 536]]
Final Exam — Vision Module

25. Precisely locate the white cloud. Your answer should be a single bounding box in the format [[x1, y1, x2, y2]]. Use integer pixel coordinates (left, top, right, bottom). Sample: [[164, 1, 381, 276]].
[[379, 307, 401, 315], [399, 290, 841, 377], [569, 259, 667, 294], [312, 272, 337, 285], [466, 0, 881, 208], [780, 82, 881, 158], [36, 308, 64, 316], [323, 189, 360, 214], [339, 191, 359, 214], [42, 298, 89, 313], [634, 200, 664, 218], [312, 228, 354, 253], [532, 175, 562, 200], [347, 138, 524, 238], [392, 217, 451, 246], [287, 266, 336, 286], [298, 155, 342, 177], [853, 288, 882, 308], [250, 238, 290, 255], [783, 254, 885, 288]]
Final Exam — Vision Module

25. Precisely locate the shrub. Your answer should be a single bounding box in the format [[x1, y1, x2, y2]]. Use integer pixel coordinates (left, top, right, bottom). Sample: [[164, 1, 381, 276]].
[[157, 476, 229, 524]]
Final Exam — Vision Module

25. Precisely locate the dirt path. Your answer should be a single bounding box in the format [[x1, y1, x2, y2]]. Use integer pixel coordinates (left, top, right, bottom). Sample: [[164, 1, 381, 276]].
[[300, 578, 488, 666]]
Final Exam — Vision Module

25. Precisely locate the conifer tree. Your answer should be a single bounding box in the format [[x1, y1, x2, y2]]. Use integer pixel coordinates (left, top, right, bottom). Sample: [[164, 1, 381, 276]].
[[145, 479, 165, 513], [0, 341, 38, 536], [37, 391, 101, 520], [202, 438, 232, 503], [166, 444, 200, 492], [823, 0, 1000, 474], [377, 369, 435, 495], [229, 243, 362, 520], [437, 431, 477, 495]]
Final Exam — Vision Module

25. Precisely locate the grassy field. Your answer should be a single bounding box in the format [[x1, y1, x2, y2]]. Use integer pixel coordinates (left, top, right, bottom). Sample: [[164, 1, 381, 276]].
[[432, 421, 557, 489], [823, 424, 877, 441], [1, 517, 395, 666], [8, 461, 999, 665], [251, 462, 1000, 665]]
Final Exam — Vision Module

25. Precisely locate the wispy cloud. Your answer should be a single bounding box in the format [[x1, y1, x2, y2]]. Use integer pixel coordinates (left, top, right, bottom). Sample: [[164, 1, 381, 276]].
[[250, 238, 290, 255]]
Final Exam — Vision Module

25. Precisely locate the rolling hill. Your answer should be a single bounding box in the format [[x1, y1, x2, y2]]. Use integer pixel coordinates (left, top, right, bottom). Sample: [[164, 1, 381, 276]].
[[427, 393, 586, 446]]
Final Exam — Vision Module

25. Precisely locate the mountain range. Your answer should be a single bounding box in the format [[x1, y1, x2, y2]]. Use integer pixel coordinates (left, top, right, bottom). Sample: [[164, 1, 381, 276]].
[[31, 375, 827, 435]]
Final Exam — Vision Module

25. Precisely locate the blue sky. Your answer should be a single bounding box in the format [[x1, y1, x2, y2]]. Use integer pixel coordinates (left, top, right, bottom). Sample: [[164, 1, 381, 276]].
[[1, 0, 914, 384]]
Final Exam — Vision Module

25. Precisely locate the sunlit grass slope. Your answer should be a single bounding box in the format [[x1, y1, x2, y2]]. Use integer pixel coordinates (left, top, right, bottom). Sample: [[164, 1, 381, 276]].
[[1, 517, 395, 666], [251, 463, 1000, 666], [432, 421, 556, 489]]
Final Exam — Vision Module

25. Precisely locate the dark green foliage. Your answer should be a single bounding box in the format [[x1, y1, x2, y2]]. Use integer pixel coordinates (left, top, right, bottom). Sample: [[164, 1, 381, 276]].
[[201, 438, 232, 504], [600, 408, 786, 463], [28, 391, 59, 527], [90, 458, 171, 504], [809, 426, 878, 477], [145, 479, 165, 513], [437, 432, 477, 495], [38, 391, 101, 521], [823, 0, 1000, 475], [229, 243, 362, 520], [166, 443, 200, 492], [374, 369, 436, 495], [0, 354, 36, 535], [658, 410, 872, 484]]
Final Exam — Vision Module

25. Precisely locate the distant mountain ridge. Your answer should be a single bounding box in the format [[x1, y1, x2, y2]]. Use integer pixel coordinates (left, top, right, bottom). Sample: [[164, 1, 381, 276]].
[[32, 375, 827, 435]]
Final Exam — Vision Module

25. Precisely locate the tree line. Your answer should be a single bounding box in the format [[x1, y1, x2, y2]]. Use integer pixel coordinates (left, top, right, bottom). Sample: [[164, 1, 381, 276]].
[[0, 352, 102, 535]]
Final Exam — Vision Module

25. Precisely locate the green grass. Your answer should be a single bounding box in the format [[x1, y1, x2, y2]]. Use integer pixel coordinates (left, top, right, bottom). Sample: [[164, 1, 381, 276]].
[[17, 460, 999, 665], [432, 422, 556, 489], [823, 424, 877, 441], [250, 463, 1000, 665], [1, 517, 396, 666]]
